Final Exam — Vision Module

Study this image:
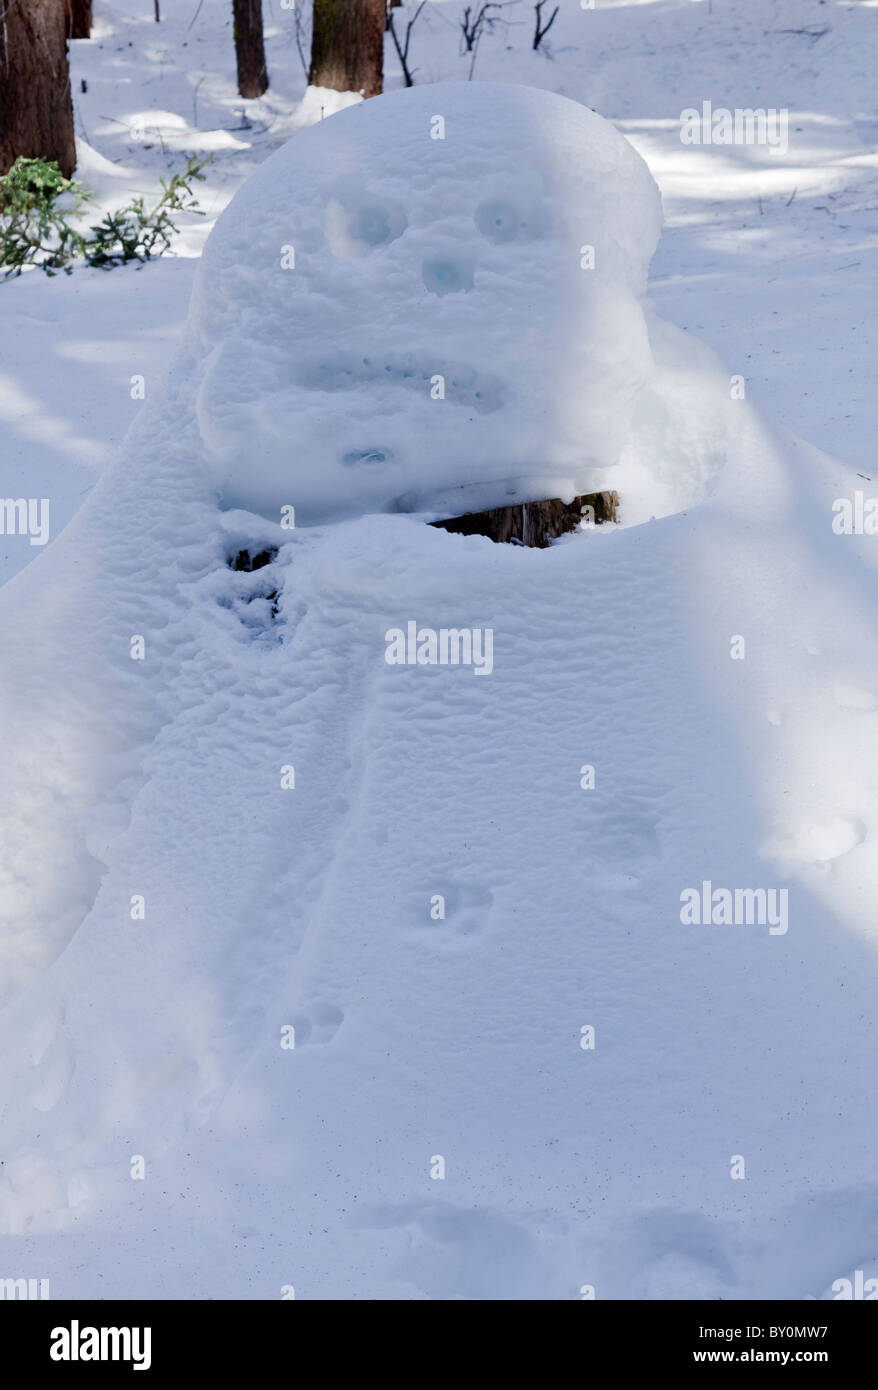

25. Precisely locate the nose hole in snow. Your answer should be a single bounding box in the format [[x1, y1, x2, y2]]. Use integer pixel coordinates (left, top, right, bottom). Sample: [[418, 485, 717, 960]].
[[422, 256, 474, 296]]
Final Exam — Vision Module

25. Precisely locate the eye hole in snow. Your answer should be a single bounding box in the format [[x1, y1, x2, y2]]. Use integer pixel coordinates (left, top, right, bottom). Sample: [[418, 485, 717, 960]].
[[352, 206, 392, 244], [474, 192, 548, 244], [475, 200, 519, 243], [422, 256, 474, 296], [325, 194, 407, 259]]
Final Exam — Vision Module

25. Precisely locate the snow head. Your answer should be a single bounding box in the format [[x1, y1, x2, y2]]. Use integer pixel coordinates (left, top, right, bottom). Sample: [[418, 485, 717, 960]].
[[189, 82, 663, 524]]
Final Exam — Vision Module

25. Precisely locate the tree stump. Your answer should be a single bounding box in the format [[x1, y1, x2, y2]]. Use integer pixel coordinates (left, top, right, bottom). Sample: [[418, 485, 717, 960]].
[[430, 490, 618, 548]]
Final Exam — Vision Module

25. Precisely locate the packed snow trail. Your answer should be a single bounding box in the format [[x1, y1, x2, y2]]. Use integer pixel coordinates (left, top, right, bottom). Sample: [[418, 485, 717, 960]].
[[1, 83, 878, 1298]]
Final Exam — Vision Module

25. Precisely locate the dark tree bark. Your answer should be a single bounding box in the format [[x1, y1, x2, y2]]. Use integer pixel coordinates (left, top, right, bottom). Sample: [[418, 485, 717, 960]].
[[309, 0, 384, 98], [233, 0, 268, 98], [65, 0, 92, 39], [0, 0, 77, 177]]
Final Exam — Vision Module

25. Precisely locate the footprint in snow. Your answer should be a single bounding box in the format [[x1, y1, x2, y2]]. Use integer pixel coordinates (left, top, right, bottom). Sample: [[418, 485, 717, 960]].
[[411, 881, 495, 943], [354, 1198, 559, 1299], [794, 815, 865, 865], [768, 814, 866, 873], [28, 1001, 65, 1067], [608, 1208, 739, 1300], [289, 1001, 344, 1047], [833, 682, 878, 712], [30, 1040, 76, 1115]]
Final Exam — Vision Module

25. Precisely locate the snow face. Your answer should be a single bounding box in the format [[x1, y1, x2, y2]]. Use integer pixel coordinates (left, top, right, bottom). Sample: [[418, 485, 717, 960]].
[[189, 82, 663, 523]]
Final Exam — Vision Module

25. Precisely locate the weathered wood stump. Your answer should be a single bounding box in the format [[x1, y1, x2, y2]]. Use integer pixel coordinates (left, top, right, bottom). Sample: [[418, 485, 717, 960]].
[[430, 490, 618, 548]]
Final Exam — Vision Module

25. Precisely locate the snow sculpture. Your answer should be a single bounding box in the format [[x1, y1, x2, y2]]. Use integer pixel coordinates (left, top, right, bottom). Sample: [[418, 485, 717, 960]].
[[189, 82, 664, 524]]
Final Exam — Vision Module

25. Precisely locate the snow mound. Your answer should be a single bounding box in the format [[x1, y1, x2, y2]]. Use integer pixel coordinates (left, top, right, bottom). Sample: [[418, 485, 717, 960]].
[[189, 82, 664, 523], [7, 78, 878, 1298]]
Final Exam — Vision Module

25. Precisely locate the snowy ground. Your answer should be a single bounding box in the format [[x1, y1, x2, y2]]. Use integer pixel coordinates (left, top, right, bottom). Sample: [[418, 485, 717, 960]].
[[1, 0, 878, 1300]]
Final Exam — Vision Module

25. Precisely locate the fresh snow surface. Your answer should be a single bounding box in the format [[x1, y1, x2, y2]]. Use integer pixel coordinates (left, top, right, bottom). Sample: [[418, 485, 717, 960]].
[[1, 0, 878, 1302]]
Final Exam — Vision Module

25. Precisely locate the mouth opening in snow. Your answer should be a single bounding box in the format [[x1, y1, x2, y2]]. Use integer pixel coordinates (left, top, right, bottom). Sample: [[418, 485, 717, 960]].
[[224, 545, 281, 624], [229, 545, 278, 573], [429, 490, 619, 549]]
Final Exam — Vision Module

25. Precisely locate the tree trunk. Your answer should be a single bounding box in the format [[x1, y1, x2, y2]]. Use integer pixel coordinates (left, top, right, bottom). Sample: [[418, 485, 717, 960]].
[[65, 0, 92, 39], [0, 0, 77, 177], [430, 492, 619, 548], [233, 0, 268, 98], [309, 0, 384, 98]]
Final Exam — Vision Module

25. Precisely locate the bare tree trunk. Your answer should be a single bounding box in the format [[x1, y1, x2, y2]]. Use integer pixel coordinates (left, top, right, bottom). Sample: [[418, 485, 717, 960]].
[[0, 0, 77, 177], [65, 0, 92, 39], [233, 0, 268, 98], [309, 0, 384, 98]]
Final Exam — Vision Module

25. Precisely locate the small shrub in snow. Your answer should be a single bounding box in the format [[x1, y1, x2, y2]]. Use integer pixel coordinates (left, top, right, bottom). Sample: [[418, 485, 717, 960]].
[[0, 154, 211, 278], [0, 158, 91, 277]]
